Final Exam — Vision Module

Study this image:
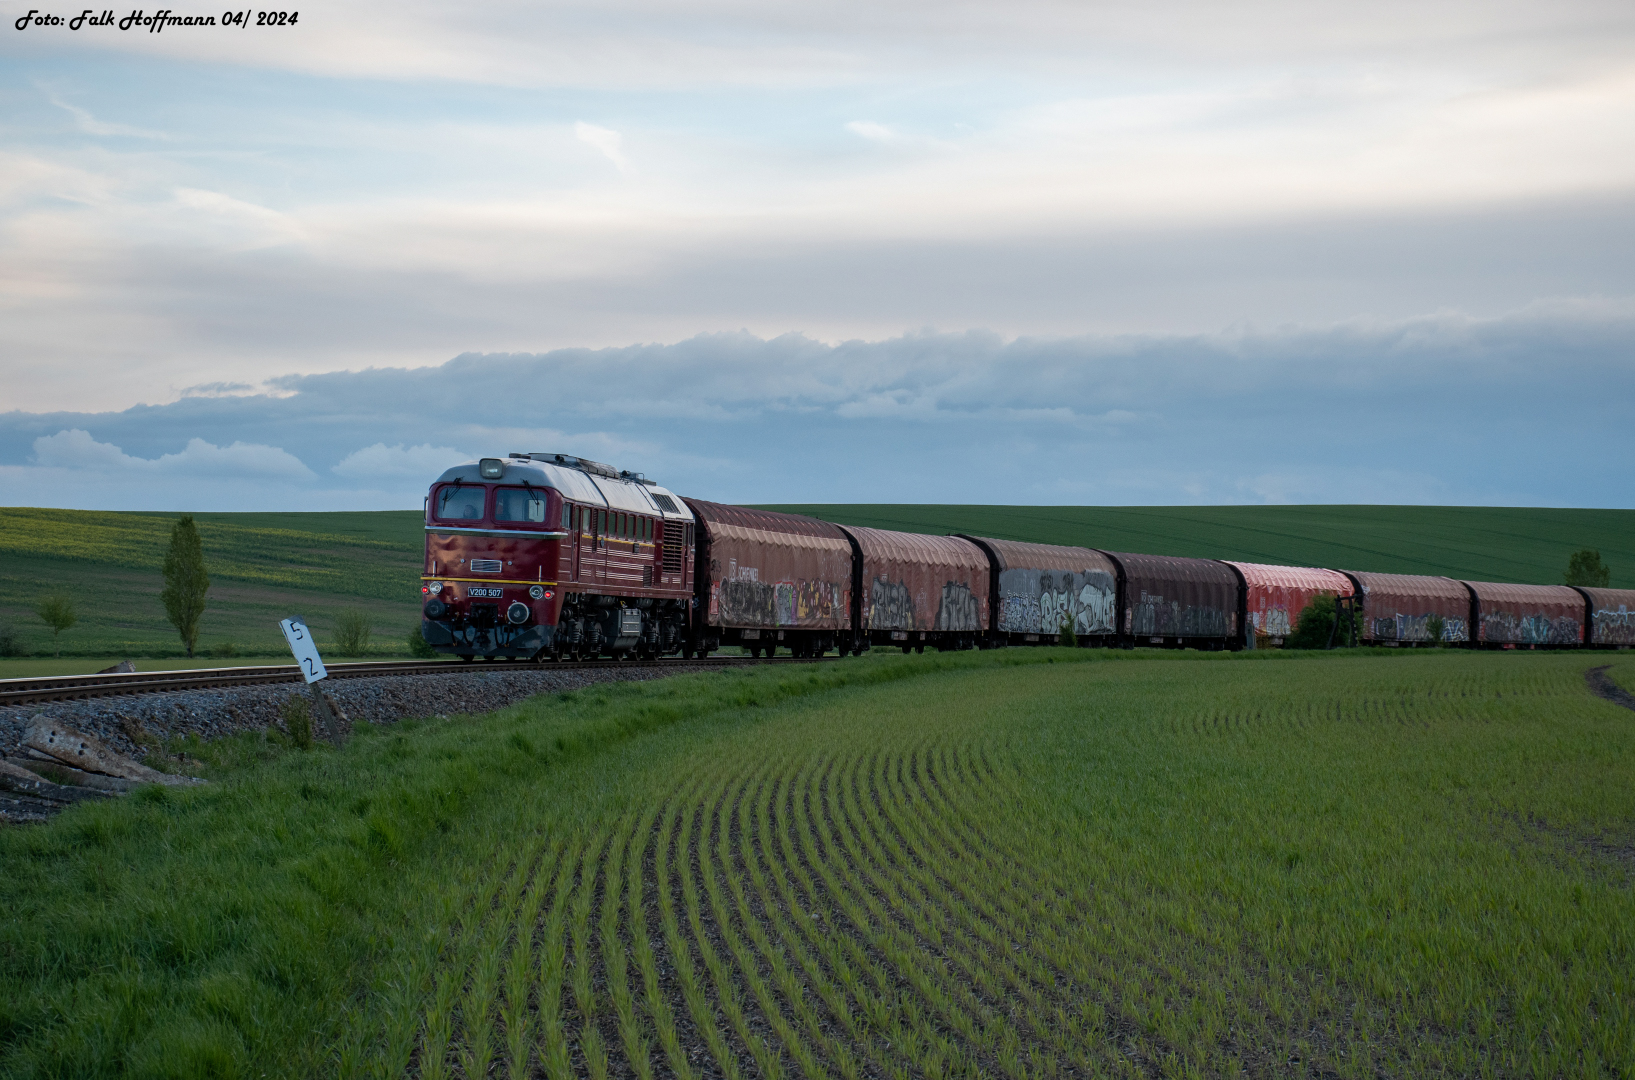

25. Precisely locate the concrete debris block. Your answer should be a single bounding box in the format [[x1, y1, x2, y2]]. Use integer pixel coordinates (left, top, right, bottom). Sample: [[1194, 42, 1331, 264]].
[[0, 758, 112, 804], [96, 660, 137, 675], [25, 719, 199, 787], [5, 757, 141, 793]]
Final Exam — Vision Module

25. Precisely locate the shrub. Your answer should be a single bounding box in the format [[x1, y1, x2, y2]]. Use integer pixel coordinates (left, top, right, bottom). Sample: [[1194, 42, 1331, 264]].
[[334, 609, 372, 656], [407, 626, 438, 659], [1058, 614, 1077, 648], [1564, 548, 1612, 588], [281, 693, 313, 750], [212, 641, 239, 659], [1287, 594, 1362, 649], [34, 593, 77, 657], [1425, 613, 1446, 647], [0, 623, 22, 657]]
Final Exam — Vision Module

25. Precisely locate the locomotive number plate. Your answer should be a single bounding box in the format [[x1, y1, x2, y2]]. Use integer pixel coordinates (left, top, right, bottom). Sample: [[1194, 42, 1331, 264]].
[[467, 587, 504, 598]]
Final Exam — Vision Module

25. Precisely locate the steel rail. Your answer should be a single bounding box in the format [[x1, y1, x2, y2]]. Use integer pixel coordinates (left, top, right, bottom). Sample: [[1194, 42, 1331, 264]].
[[0, 655, 783, 708]]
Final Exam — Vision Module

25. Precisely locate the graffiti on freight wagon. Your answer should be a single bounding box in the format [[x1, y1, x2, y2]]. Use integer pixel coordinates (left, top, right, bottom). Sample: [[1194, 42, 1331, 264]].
[[868, 578, 916, 630], [715, 577, 840, 627], [1593, 604, 1635, 645], [997, 569, 1115, 635], [1249, 608, 1293, 637], [796, 580, 840, 622], [1481, 612, 1581, 645], [934, 582, 982, 632], [1372, 613, 1469, 643], [1126, 591, 1234, 638], [716, 578, 776, 625]]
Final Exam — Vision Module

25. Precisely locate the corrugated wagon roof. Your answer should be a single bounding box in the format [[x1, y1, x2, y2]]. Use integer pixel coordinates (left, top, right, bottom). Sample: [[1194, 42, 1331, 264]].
[[1223, 561, 1355, 595], [685, 500, 848, 540], [840, 525, 988, 571], [1102, 551, 1239, 586], [969, 538, 1118, 576], [1461, 581, 1583, 607], [1346, 572, 1470, 603]]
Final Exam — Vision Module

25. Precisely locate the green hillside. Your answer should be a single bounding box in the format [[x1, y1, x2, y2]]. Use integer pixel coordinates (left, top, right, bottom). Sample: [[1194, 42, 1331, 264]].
[[0, 508, 425, 659], [758, 504, 1635, 588]]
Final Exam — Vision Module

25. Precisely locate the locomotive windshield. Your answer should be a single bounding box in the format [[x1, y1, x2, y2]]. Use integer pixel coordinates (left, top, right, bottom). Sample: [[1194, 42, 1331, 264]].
[[433, 483, 486, 521], [494, 486, 549, 524]]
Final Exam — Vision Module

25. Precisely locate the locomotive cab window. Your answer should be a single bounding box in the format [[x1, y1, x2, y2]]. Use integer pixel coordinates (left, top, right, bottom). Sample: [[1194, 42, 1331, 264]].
[[433, 483, 486, 522], [493, 487, 549, 525]]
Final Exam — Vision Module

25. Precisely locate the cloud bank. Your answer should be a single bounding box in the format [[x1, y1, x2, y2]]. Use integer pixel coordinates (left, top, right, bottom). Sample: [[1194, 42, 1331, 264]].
[[2, 308, 1630, 511]]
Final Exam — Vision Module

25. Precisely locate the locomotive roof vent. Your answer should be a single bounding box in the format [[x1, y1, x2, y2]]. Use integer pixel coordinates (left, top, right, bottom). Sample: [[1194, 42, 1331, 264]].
[[531, 453, 622, 480], [619, 469, 656, 486]]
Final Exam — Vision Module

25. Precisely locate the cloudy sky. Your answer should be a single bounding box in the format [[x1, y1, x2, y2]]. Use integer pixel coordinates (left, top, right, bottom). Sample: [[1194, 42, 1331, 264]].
[[3, 0, 1633, 510]]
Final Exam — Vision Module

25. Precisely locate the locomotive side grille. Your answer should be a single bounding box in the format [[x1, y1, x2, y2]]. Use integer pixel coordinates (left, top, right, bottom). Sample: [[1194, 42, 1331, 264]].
[[643, 566, 653, 585], [662, 541, 683, 574], [470, 558, 503, 573]]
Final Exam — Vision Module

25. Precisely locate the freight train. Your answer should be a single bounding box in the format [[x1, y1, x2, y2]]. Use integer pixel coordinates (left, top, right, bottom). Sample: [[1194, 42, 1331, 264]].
[[419, 454, 1635, 661]]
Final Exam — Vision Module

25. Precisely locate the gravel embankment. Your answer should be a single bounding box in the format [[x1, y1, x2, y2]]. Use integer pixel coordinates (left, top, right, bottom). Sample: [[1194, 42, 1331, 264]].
[[0, 664, 722, 761]]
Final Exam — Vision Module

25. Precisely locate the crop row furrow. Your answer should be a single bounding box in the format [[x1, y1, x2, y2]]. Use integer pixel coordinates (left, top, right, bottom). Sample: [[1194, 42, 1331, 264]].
[[809, 755, 1027, 1076], [839, 745, 1088, 1072]]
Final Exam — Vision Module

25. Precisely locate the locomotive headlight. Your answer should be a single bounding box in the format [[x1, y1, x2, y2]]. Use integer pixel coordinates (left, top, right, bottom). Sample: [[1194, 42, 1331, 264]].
[[529, 585, 545, 599], [506, 602, 531, 625], [427, 581, 444, 595]]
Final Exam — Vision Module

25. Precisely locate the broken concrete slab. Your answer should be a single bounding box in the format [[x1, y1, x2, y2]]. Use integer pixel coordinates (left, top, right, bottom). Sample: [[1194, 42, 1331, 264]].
[[25, 719, 199, 787], [0, 758, 112, 805], [5, 757, 142, 793]]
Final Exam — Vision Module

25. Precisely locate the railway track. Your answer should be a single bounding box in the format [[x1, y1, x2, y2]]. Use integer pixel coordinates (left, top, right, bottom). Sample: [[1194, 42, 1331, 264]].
[[0, 656, 774, 708]]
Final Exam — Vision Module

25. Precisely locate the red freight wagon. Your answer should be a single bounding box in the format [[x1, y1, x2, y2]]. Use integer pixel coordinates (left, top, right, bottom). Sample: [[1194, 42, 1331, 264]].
[[1576, 587, 1635, 646], [1345, 572, 1471, 645], [1222, 561, 1354, 648], [839, 526, 989, 652], [1102, 552, 1238, 648], [421, 454, 694, 660], [1463, 581, 1584, 646], [686, 500, 853, 658], [960, 537, 1118, 644]]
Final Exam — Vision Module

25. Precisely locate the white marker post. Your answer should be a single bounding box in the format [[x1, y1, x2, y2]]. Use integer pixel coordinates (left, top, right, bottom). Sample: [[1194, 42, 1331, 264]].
[[279, 617, 328, 683], [279, 617, 346, 743]]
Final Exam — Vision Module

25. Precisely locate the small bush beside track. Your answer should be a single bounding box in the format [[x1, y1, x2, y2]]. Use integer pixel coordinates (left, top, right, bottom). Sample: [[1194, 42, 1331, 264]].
[[2, 648, 1633, 1077]]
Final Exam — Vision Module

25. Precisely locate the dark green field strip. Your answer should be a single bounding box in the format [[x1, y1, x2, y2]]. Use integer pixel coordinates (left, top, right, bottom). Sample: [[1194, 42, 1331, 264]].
[[0, 551, 423, 656], [758, 503, 1635, 586], [0, 508, 420, 593]]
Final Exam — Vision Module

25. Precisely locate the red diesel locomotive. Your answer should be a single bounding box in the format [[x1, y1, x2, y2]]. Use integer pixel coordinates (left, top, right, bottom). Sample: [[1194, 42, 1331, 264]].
[[420, 454, 696, 660]]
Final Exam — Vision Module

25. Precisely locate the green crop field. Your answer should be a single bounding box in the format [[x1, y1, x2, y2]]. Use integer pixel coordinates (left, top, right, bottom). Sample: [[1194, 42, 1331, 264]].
[[3, 649, 1631, 1077], [0, 508, 426, 661], [760, 504, 1635, 588]]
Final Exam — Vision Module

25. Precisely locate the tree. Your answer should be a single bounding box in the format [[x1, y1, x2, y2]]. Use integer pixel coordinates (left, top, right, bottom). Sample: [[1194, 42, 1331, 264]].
[[34, 594, 76, 657], [1564, 549, 1612, 588], [162, 515, 210, 657]]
